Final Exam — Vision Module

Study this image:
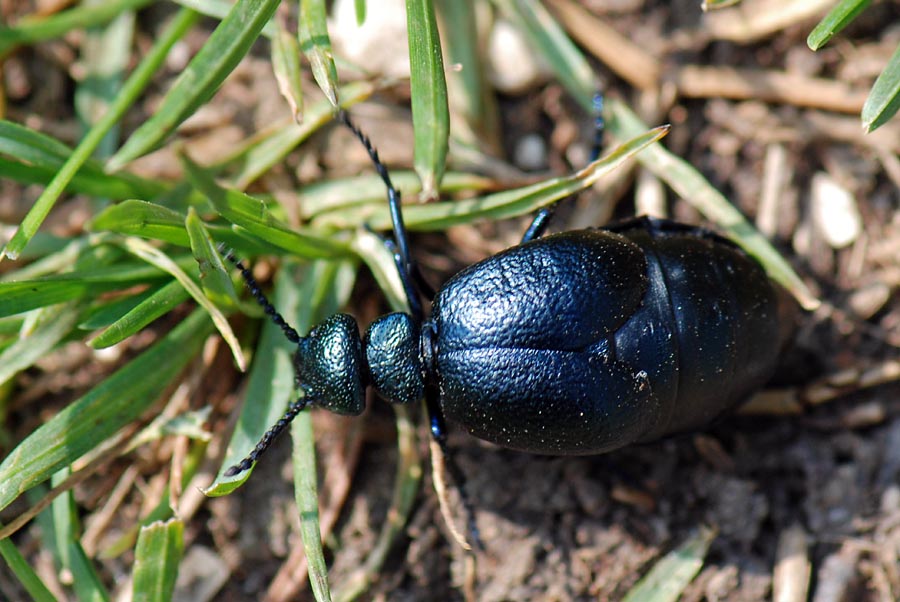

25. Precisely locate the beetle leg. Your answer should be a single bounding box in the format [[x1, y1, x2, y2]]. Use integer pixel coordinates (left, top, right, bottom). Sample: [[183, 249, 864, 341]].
[[520, 92, 605, 243], [426, 388, 484, 551]]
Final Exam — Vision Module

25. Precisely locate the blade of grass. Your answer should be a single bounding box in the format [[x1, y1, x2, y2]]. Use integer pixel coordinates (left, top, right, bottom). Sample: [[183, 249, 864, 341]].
[[622, 527, 717, 602], [117, 237, 246, 370], [182, 153, 351, 258], [0, 0, 153, 57], [225, 80, 380, 190], [171, 0, 277, 38], [107, 0, 280, 171], [862, 43, 900, 132], [0, 8, 199, 261], [68, 541, 110, 602], [0, 305, 81, 386], [88, 281, 191, 349], [605, 99, 820, 310], [90, 200, 192, 247], [807, 0, 871, 50], [292, 411, 331, 602], [494, 0, 597, 113], [0, 156, 161, 200], [435, 0, 501, 150], [273, 21, 305, 122], [79, 285, 158, 329], [0, 264, 180, 318], [406, 0, 450, 200], [0, 308, 212, 512], [132, 519, 184, 602], [74, 0, 136, 164], [316, 125, 668, 231], [0, 537, 57, 601], [299, 171, 496, 219], [300, 0, 340, 107], [185, 207, 242, 310]]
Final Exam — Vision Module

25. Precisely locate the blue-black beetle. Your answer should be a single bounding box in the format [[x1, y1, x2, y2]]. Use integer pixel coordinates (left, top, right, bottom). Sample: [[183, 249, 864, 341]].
[[223, 110, 797, 486]]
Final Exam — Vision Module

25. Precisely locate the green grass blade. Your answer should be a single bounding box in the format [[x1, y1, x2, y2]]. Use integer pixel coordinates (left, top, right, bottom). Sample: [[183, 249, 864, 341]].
[[862, 43, 900, 132], [317, 125, 668, 231], [701, 0, 742, 9], [107, 0, 280, 171], [79, 286, 158, 329], [117, 237, 246, 370], [605, 99, 820, 310], [272, 22, 305, 121], [0, 537, 57, 601], [622, 528, 716, 602], [0, 156, 160, 200], [0, 306, 81, 386], [91, 200, 191, 247], [0, 120, 77, 164], [0, 8, 199, 262], [0, 270, 170, 318], [226, 80, 379, 190], [292, 411, 331, 602], [132, 519, 184, 602], [74, 0, 136, 163], [300, 171, 495, 218], [406, 0, 450, 199], [0, 122, 169, 200], [182, 154, 351, 258], [88, 281, 190, 349], [494, 0, 597, 112], [171, 0, 278, 38], [67, 540, 110, 602], [807, 0, 872, 50], [0, 0, 153, 56], [434, 0, 501, 149], [300, 0, 340, 107], [185, 207, 242, 309], [0, 309, 212, 513]]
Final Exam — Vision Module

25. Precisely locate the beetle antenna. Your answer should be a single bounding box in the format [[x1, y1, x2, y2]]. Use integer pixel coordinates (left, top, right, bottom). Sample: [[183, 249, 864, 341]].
[[224, 396, 310, 476], [219, 245, 301, 344], [337, 110, 425, 320]]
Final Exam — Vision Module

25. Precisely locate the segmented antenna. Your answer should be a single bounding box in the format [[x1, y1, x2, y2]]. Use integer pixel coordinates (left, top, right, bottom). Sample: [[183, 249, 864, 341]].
[[337, 111, 412, 268], [219, 244, 301, 344], [223, 397, 309, 476]]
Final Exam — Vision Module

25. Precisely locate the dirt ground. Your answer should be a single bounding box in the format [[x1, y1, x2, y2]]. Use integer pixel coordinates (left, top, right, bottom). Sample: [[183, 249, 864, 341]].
[[2, 1, 899, 601]]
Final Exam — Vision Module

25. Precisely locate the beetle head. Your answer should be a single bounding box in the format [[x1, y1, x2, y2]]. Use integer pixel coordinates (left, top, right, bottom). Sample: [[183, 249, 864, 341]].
[[364, 312, 424, 406], [295, 313, 366, 415]]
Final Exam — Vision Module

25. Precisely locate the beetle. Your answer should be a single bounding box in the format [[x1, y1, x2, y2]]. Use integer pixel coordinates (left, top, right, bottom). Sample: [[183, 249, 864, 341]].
[[222, 109, 797, 494]]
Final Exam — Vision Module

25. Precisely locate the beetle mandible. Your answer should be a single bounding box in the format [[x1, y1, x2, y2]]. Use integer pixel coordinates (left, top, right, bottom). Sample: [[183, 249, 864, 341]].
[[222, 108, 797, 486]]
